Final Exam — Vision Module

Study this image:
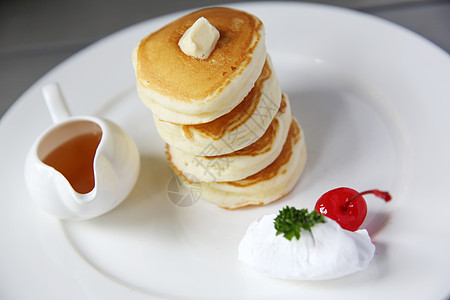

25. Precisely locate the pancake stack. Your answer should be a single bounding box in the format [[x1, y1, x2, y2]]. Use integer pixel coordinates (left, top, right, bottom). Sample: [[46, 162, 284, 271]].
[[133, 7, 306, 209]]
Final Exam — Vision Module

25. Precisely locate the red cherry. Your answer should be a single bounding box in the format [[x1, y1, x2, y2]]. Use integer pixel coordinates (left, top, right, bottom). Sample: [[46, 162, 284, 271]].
[[314, 187, 391, 231]]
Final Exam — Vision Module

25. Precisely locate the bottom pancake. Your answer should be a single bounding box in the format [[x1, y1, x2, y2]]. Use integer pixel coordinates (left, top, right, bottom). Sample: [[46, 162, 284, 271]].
[[177, 118, 306, 209]]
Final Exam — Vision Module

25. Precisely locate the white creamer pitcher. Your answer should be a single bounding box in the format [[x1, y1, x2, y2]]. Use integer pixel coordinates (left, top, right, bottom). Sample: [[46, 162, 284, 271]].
[[24, 83, 140, 220]]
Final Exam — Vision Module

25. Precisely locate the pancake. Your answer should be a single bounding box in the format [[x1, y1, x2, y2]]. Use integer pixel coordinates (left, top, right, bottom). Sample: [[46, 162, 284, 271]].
[[176, 118, 307, 209], [155, 57, 281, 155], [166, 93, 291, 182], [133, 7, 266, 124]]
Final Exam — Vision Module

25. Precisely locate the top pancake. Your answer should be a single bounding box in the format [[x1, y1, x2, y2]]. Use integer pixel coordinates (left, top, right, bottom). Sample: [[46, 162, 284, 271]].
[[134, 7, 266, 124]]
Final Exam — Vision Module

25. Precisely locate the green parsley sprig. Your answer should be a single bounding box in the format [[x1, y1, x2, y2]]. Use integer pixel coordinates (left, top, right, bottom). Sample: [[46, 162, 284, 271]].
[[274, 206, 325, 241]]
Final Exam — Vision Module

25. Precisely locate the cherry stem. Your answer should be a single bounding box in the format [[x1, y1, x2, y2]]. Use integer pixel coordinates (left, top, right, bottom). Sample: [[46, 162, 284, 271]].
[[343, 189, 392, 210]]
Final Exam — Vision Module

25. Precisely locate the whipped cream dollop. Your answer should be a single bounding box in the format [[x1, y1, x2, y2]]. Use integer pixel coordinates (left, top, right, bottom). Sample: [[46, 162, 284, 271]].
[[178, 17, 220, 59], [238, 214, 375, 280]]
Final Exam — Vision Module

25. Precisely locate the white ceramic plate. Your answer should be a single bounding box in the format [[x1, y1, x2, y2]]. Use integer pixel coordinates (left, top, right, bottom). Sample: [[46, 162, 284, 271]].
[[1, 2, 449, 299]]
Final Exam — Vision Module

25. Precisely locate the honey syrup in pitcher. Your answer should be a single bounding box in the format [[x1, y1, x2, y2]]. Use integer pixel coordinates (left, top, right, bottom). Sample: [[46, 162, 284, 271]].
[[42, 131, 102, 194]]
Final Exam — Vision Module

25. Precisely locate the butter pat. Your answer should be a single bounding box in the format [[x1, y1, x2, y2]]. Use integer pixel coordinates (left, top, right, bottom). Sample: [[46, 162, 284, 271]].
[[178, 17, 220, 59]]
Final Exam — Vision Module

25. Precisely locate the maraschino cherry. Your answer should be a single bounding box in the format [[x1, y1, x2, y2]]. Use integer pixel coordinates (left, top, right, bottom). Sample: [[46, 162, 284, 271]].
[[314, 187, 391, 231]]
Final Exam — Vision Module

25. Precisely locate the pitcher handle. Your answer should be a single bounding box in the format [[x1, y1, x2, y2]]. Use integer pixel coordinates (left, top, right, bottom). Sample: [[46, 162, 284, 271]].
[[42, 83, 71, 123]]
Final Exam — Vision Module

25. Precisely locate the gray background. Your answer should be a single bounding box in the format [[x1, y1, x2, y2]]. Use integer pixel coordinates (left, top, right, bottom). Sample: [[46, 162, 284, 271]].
[[1, 0, 449, 118]]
